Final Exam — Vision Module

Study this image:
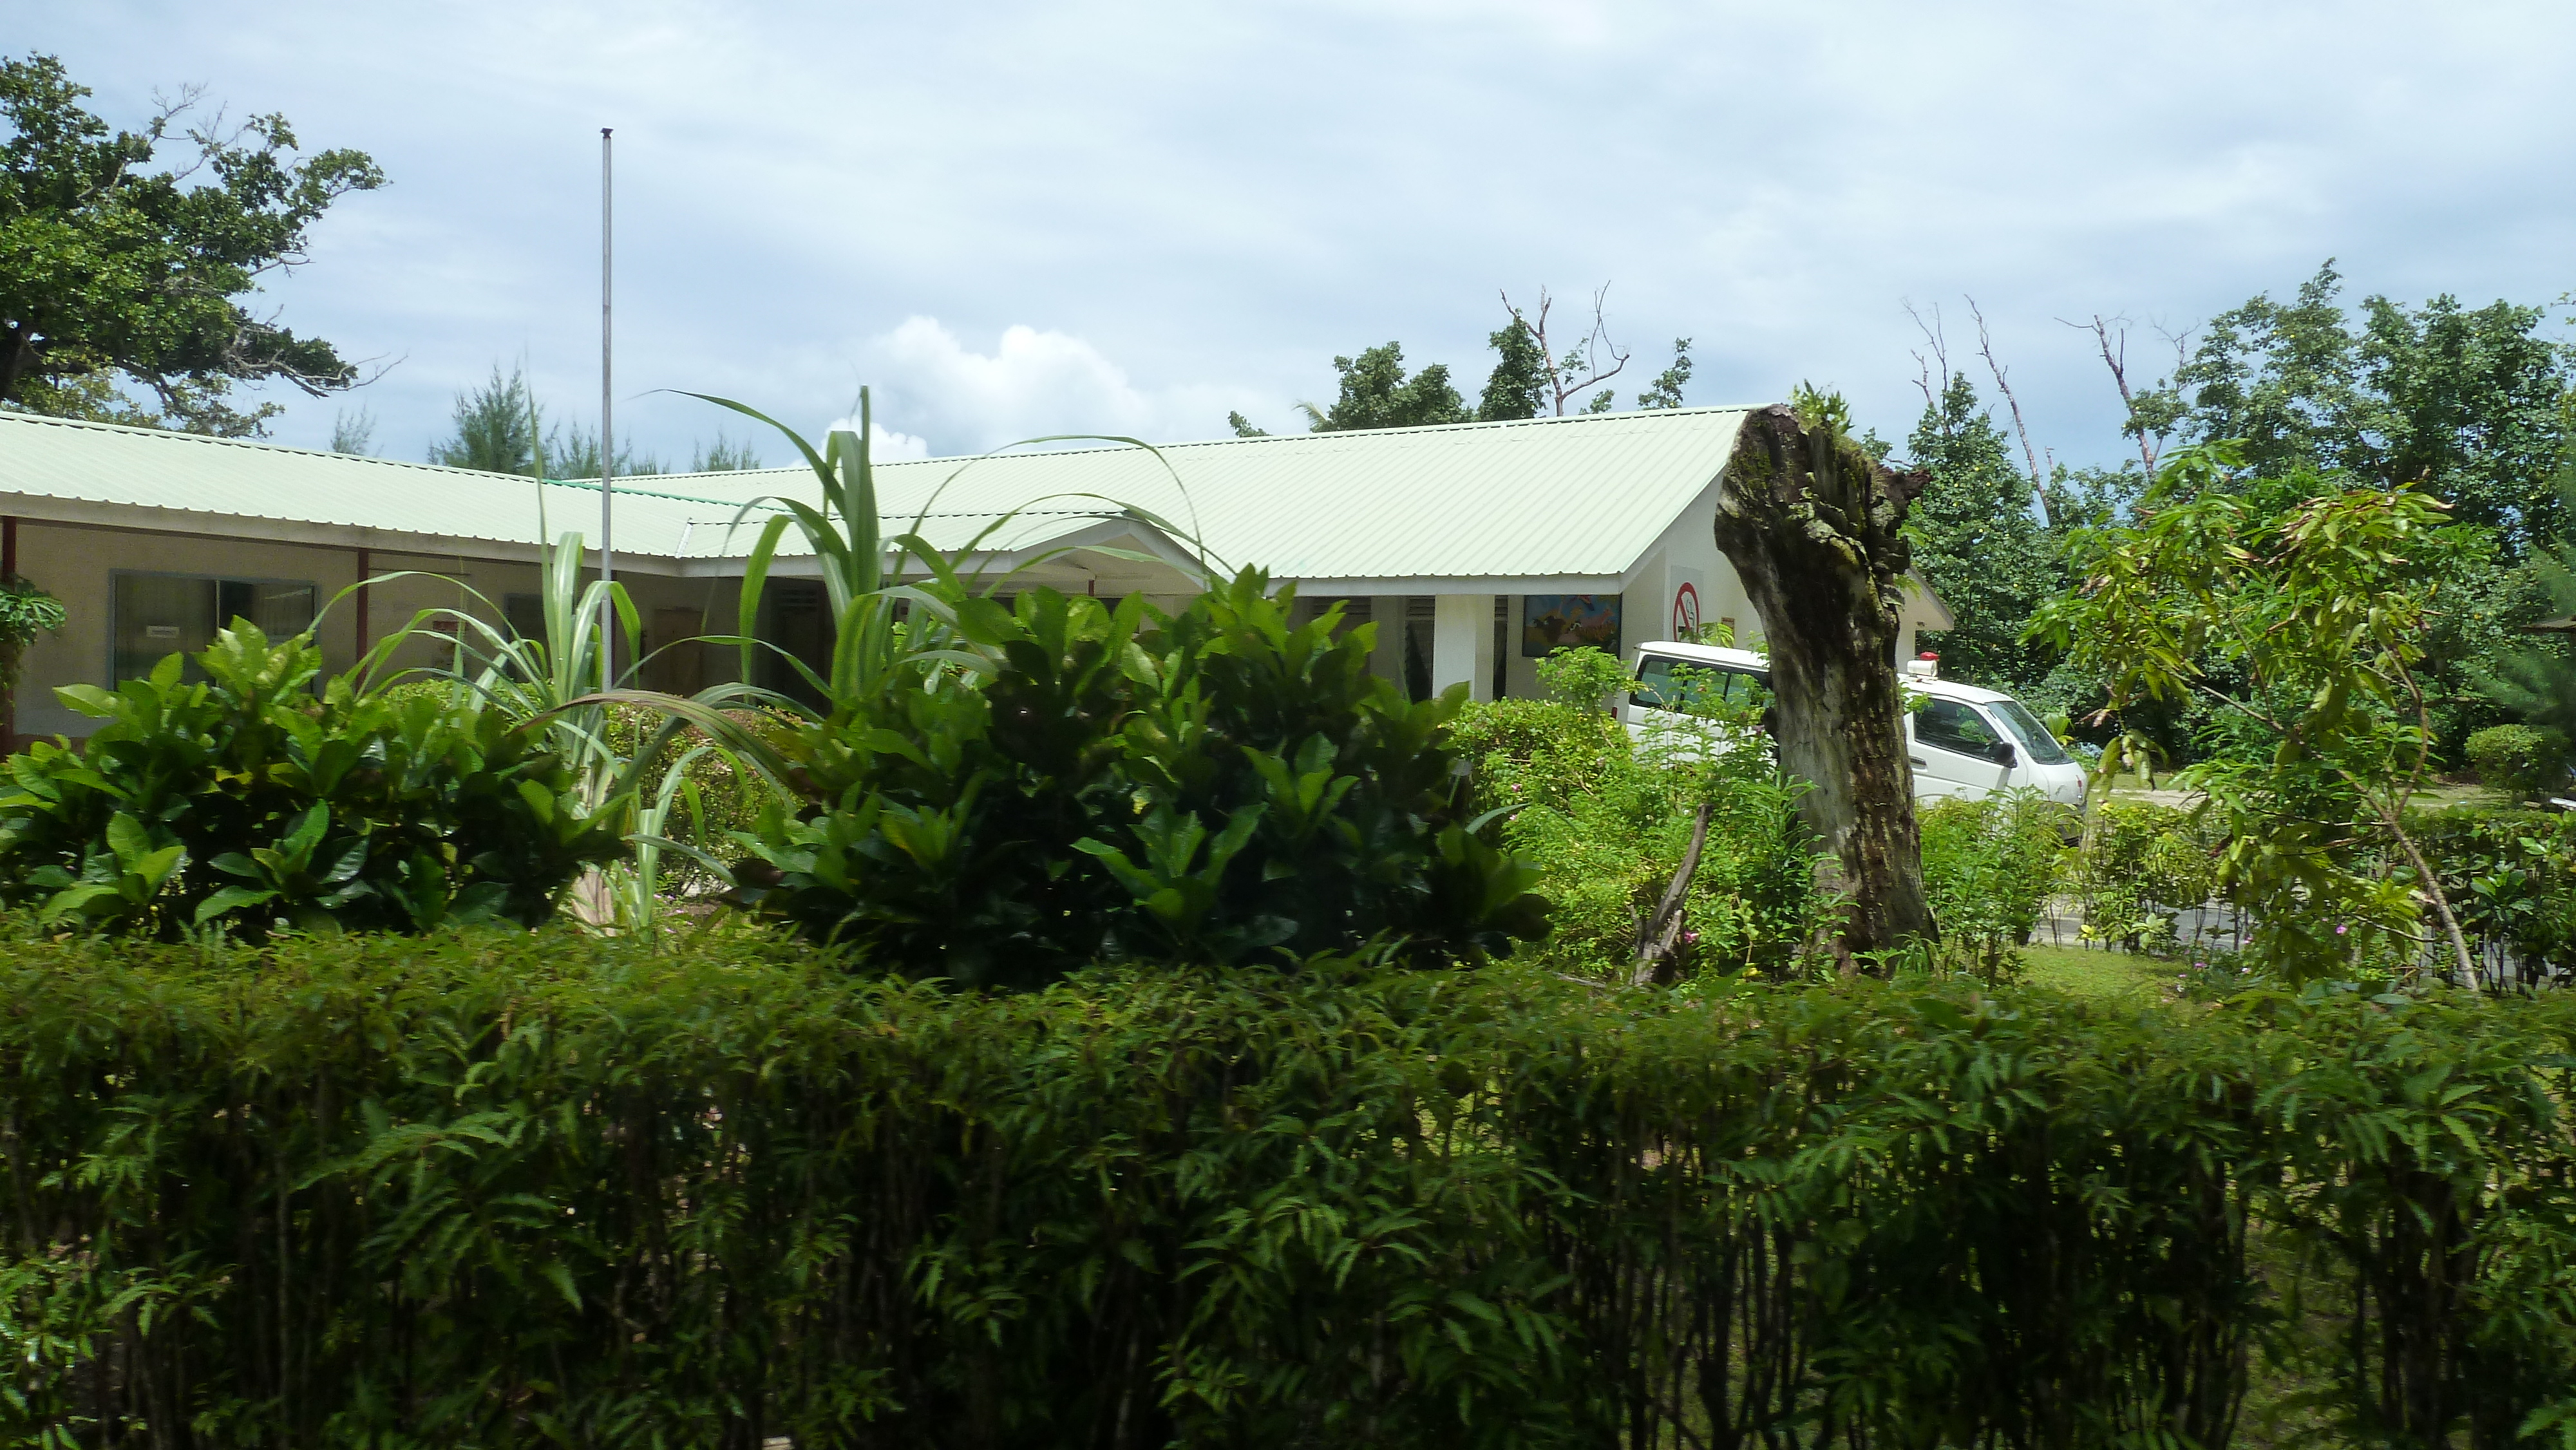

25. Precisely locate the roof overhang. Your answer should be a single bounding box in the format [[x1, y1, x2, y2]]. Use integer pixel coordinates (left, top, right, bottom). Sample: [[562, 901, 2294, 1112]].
[[1281, 575, 1629, 597], [0, 491, 602, 572]]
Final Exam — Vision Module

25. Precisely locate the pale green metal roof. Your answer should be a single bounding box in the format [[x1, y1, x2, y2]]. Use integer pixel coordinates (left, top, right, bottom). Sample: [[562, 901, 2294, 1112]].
[[654, 406, 1757, 585], [0, 406, 1757, 585]]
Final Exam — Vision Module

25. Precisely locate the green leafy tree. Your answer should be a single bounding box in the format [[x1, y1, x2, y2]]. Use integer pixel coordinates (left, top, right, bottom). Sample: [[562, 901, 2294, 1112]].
[[1298, 342, 1470, 431], [1477, 317, 1548, 420], [428, 363, 661, 477], [1636, 338, 1692, 410], [687, 431, 761, 471], [2032, 443, 2479, 981], [547, 423, 662, 480], [1258, 287, 1690, 436], [1902, 372, 2063, 690], [2153, 261, 2573, 556], [2096, 265, 2570, 758], [2477, 467, 2576, 742], [428, 365, 543, 474], [0, 53, 384, 435], [327, 405, 375, 455]]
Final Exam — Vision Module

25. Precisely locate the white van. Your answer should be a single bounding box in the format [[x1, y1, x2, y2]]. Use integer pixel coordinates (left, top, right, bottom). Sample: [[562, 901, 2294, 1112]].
[[1623, 641, 2088, 809]]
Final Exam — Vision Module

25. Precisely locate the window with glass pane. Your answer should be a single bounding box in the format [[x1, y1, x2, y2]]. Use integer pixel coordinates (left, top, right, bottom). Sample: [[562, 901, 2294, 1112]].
[[113, 573, 317, 681], [503, 592, 545, 642], [1915, 697, 2005, 758], [1631, 655, 1766, 713], [1984, 698, 2072, 764]]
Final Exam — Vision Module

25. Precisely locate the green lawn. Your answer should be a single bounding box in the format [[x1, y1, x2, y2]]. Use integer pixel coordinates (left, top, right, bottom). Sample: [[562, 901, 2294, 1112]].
[[2018, 943, 2170, 1004]]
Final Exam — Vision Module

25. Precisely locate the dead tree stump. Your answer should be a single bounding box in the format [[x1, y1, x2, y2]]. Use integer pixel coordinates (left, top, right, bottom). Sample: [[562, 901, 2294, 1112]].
[[1712, 401, 1933, 968]]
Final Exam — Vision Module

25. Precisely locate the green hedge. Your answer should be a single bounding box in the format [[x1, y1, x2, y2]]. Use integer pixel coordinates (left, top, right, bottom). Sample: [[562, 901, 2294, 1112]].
[[5, 929, 2575, 1447]]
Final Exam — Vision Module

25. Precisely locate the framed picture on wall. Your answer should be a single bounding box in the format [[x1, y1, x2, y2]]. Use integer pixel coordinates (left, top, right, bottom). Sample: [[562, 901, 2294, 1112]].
[[1521, 594, 1621, 658]]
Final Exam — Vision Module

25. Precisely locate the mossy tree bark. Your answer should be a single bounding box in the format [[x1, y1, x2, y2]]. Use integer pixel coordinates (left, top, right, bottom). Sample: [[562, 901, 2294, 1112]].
[[1713, 402, 1933, 967]]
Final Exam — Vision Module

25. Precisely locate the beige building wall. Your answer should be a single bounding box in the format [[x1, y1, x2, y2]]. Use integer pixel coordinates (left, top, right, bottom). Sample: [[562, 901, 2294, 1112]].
[[14, 520, 365, 739], [8, 518, 750, 741]]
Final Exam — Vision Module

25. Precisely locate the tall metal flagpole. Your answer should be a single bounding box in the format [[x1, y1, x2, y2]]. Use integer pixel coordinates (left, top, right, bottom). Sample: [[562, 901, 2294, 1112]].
[[598, 127, 616, 681]]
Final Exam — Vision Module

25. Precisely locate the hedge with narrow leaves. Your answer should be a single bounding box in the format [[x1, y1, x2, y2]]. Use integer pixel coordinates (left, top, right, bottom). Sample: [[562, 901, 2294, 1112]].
[[4, 927, 2573, 1447]]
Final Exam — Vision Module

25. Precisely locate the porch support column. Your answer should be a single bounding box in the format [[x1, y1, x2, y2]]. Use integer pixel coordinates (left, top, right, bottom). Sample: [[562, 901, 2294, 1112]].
[[1363, 595, 1404, 685], [1431, 593, 1495, 702]]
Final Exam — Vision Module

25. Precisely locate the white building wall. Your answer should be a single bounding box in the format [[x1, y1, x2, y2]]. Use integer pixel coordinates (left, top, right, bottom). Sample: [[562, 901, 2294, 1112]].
[[1621, 477, 1745, 654]]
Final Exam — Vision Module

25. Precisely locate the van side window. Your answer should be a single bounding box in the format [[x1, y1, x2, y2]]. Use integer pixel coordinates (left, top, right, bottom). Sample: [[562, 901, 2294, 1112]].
[[1915, 698, 2007, 758], [1632, 655, 1690, 711], [1632, 656, 1765, 713]]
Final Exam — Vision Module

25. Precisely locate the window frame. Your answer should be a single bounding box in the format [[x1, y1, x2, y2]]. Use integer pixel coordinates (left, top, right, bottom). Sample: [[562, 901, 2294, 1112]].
[[109, 568, 320, 684]]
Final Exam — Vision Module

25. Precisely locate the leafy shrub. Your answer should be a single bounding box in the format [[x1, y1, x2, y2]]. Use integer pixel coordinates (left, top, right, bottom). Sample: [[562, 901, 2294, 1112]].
[[2466, 722, 2568, 802], [0, 572, 66, 701], [0, 624, 623, 936], [2074, 798, 2215, 954], [1450, 648, 1830, 980], [2408, 805, 2576, 986], [1918, 788, 2073, 979], [728, 571, 1547, 986], [6, 928, 2575, 1446]]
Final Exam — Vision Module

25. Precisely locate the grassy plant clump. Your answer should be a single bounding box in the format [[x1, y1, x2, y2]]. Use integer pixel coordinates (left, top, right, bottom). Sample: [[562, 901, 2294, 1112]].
[[1918, 787, 2074, 980]]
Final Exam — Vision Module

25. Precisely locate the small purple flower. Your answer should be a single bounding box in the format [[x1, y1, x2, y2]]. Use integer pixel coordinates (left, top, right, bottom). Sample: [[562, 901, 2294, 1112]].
[[2334, 924, 2348, 936]]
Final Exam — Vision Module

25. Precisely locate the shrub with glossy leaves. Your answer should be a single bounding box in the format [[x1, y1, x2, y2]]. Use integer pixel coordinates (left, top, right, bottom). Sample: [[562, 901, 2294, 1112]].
[[0, 623, 623, 936], [728, 570, 1548, 986]]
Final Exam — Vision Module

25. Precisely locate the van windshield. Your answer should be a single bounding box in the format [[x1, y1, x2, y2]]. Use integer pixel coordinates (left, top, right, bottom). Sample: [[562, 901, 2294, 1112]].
[[1984, 698, 2072, 766]]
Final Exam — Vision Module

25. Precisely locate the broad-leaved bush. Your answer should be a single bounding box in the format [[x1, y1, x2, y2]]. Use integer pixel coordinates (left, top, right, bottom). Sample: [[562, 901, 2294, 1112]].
[[0, 623, 623, 936], [728, 570, 1548, 985], [2465, 722, 2568, 803], [1449, 647, 1830, 979], [2074, 799, 2217, 954]]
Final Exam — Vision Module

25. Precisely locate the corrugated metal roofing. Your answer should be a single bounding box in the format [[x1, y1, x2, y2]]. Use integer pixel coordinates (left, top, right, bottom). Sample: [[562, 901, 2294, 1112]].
[[0, 405, 1756, 582]]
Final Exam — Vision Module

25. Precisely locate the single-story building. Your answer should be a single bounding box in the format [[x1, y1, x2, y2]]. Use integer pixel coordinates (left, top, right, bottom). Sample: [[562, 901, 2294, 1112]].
[[0, 404, 1951, 744]]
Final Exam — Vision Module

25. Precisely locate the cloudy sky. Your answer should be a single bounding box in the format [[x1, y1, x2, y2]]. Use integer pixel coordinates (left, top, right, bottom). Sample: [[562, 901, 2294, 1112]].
[[18, 1, 2574, 469]]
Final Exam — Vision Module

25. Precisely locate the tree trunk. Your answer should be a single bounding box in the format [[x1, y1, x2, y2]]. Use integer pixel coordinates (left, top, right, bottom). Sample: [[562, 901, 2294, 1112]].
[[1712, 402, 1934, 967]]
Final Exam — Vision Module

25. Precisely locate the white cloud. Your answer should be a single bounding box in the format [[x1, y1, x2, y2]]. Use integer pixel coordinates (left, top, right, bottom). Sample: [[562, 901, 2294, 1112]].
[[816, 419, 934, 464], [30, 1, 2576, 468], [858, 317, 1267, 457]]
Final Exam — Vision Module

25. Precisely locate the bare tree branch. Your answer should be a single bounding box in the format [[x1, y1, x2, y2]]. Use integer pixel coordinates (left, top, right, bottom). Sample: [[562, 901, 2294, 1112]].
[[1967, 297, 2054, 529], [1902, 299, 1952, 415], [1502, 283, 1634, 415], [2067, 314, 2163, 477]]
